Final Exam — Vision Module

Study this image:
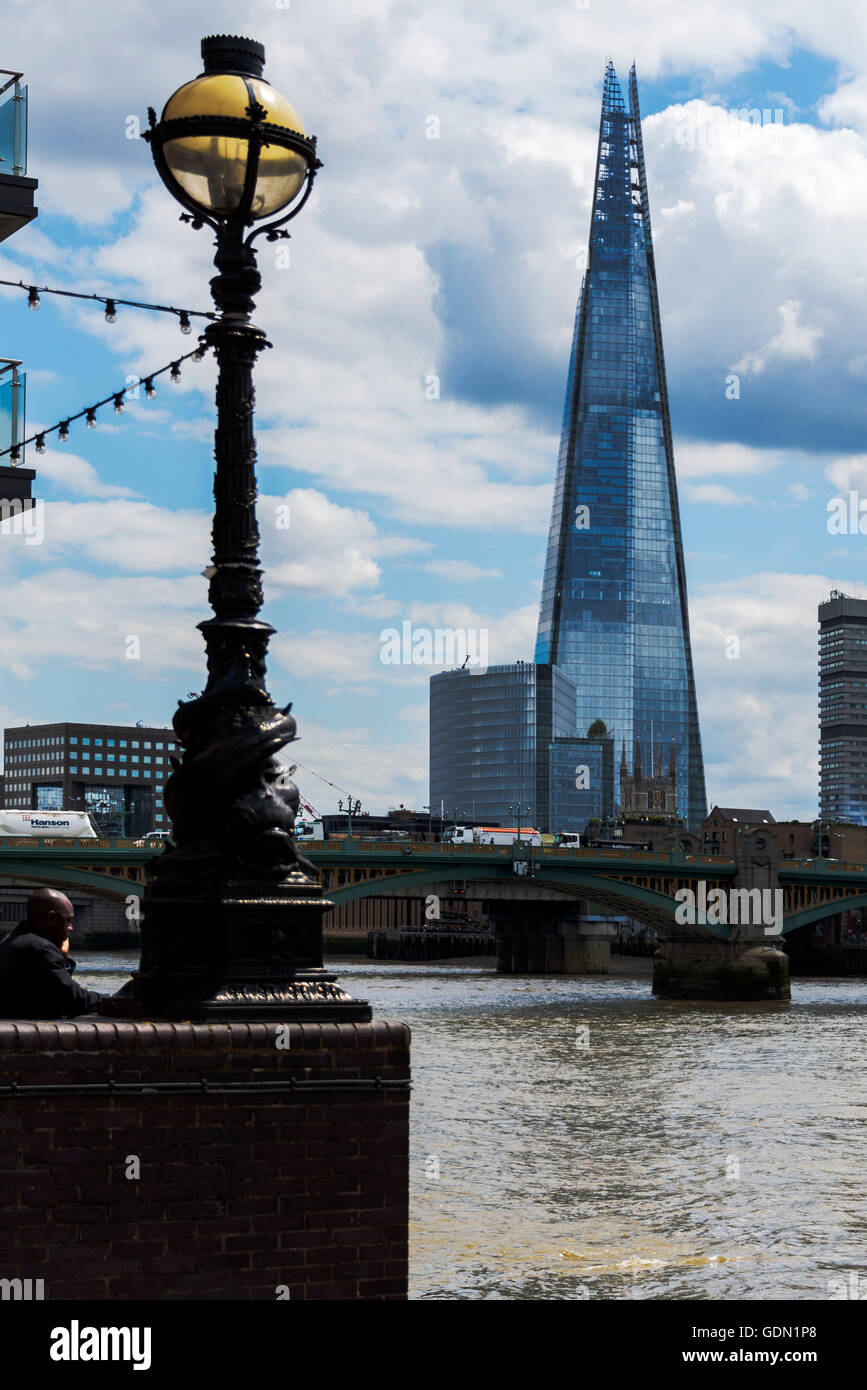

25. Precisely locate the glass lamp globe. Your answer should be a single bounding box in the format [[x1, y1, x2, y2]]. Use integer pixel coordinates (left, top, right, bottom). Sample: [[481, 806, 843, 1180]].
[[160, 38, 310, 219]]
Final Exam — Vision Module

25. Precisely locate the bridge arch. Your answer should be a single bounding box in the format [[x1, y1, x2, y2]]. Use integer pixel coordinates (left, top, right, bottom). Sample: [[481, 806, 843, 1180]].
[[0, 864, 143, 903], [325, 865, 730, 941], [782, 893, 867, 935]]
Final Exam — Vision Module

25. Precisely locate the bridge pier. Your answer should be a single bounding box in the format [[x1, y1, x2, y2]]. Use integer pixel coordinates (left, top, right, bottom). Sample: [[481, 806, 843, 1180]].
[[560, 922, 612, 975], [527, 931, 547, 973], [494, 911, 614, 975], [652, 937, 790, 1001]]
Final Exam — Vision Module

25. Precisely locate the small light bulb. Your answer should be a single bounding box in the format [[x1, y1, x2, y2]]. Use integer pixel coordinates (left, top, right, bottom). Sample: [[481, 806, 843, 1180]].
[[58, 421, 69, 442], [191, 344, 205, 361], [179, 311, 192, 334], [28, 286, 40, 310], [10, 445, 20, 463], [35, 434, 46, 454], [145, 378, 156, 399], [113, 394, 125, 415], [170, 362, 181, 385], [86, 408, 97, 429], [104, 299, 117, 323]]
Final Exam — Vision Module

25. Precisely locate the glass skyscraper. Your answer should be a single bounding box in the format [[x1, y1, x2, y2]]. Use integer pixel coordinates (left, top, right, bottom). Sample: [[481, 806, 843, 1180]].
[[818, 591, 867, 825], [429, 663, 577, 831], [535, 62, 707, 829]]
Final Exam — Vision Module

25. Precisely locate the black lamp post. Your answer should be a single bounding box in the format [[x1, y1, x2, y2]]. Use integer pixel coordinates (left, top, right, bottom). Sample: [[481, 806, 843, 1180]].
[[338, 797, 361, 838], [119, 34, 369, 1021]]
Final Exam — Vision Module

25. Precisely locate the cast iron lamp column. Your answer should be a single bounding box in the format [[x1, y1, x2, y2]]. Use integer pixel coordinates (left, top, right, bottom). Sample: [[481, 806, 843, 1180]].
[[125, 34, 369, 1020]]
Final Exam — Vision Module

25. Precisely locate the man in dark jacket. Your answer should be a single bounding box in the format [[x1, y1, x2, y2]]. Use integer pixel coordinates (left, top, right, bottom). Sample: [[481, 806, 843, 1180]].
[[0, 888, 101, 1019]]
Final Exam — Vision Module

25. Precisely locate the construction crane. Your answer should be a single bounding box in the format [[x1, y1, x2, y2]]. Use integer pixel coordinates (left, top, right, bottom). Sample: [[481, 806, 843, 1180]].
[[298, 792, 321, 821]]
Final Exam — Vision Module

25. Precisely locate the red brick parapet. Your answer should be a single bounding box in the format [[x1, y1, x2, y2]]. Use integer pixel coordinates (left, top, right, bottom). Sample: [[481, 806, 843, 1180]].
[[0, 1020, 410, 1300]]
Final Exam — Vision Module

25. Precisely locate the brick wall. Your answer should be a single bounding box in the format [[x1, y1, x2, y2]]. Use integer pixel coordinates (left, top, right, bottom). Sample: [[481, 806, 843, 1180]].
[[0, 1020, 410, 1300]]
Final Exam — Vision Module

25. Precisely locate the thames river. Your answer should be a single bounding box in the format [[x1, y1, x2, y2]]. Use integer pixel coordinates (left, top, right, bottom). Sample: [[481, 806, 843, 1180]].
[[76, 952, 867, 1302]]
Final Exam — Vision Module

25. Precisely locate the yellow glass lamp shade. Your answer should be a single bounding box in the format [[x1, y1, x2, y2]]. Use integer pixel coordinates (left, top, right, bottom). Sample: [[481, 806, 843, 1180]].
[[161, 73, 309, 218]]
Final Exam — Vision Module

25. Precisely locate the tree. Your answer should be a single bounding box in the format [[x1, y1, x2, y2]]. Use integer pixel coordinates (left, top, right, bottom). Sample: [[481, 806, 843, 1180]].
[[587, 719, 608, 739]]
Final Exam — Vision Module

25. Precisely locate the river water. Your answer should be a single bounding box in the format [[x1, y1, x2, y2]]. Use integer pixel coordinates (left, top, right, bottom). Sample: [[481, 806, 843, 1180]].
[[75, 951, 867, 1302]]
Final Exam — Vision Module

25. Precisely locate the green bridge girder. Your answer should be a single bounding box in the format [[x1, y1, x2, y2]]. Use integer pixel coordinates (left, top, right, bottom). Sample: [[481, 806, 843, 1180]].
[[0, 841, 864, 932]]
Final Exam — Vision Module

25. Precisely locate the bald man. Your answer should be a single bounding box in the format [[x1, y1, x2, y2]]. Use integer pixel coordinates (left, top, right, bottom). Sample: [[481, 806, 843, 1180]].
[[0, 888, 101, 1019]]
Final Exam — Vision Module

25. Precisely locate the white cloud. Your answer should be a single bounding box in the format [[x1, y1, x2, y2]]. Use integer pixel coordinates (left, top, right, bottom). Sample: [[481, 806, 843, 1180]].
[[675, 440, 790, 479], [691, 570, 845, 815], [683, 482, 754, 505], [284, 717, 429, 817], [825, 455, 867, 493], [31, 448, 140, 499], [259, 487, 427, 599], [734, 300, 823, 376], [423, 559, 503, 581], [0, 568, 205, 678]]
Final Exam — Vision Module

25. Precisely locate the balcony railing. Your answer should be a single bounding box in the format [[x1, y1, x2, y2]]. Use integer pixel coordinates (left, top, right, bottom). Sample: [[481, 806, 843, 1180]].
[[0, 359, 25, 458], [0, 72, 26, 176]]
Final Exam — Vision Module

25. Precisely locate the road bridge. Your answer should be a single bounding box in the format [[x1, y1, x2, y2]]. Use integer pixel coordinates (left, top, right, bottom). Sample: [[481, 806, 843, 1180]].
[[2, 828, 864, 997]]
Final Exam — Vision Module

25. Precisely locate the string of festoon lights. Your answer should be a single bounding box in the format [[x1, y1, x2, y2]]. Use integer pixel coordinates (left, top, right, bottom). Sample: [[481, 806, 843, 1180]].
[[0, 276, 216, 331], [0, 342, 211, 461]]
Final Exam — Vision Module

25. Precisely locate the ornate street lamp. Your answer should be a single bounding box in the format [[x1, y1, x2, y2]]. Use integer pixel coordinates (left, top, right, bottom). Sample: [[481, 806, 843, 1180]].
[[118, 35, 369, 1020]]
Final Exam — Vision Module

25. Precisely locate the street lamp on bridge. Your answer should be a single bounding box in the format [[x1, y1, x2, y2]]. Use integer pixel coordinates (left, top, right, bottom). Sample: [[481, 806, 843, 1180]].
[[508, 803, 532, 847], [113, 34, 369, 1021], [338, 798, 362, 838]]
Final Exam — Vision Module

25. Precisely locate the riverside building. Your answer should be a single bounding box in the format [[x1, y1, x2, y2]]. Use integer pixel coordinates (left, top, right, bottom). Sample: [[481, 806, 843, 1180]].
[[819, 591, 867, 824], [1, 721, 179, 836]]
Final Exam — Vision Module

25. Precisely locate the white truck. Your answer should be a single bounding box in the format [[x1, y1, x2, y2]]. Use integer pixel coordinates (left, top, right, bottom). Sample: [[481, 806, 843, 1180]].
[[444, 825, 543, 847], [556, 831, 582, 848], [294, 818, 324, 841], [0, 809, 98, 839]]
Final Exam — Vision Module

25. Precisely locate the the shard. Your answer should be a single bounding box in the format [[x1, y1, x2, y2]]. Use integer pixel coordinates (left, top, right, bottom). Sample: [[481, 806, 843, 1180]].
[[534, 61, 707, 830]]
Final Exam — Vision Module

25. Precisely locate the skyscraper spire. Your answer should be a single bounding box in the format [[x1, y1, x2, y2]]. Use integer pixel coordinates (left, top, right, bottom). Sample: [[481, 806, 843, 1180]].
[[534, 62, 707, 829]]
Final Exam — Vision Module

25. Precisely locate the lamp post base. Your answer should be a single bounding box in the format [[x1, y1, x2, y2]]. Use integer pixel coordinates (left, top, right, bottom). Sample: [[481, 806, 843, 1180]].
[[104, 873, 371, 1023]]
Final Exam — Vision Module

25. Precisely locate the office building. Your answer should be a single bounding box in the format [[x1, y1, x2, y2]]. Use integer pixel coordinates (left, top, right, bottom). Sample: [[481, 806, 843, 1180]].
[[2, 722, 179, 836], [534, 61, 706, 829], [429, 663, 577, 831], [819, 591, 867, 824], [548, 732, 616, 832]]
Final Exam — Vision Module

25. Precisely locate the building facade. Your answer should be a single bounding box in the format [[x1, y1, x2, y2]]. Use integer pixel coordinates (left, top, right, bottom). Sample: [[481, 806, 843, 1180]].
[[819, 591, 867, 824], [2, 722, 179, 836], [429, 663, 577, 831], [548, 733, 616, 832], [701, 806, 775, 855], [620, 739, 678, 814], [534, 62, 706, 830]]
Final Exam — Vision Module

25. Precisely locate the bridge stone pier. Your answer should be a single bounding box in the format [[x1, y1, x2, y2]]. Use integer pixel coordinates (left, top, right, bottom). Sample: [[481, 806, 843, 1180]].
[[651, 826, 790, 1002], [491, 904, 615, 976]]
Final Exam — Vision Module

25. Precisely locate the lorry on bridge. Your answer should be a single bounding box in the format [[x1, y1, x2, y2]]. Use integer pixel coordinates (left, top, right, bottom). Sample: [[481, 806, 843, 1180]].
[[0, 809, 98, 838], [443, 825, 544, 847]]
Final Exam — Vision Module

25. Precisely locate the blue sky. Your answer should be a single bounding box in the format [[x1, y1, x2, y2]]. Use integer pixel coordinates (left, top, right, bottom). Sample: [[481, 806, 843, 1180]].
[[3, 0, 867, 818]]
